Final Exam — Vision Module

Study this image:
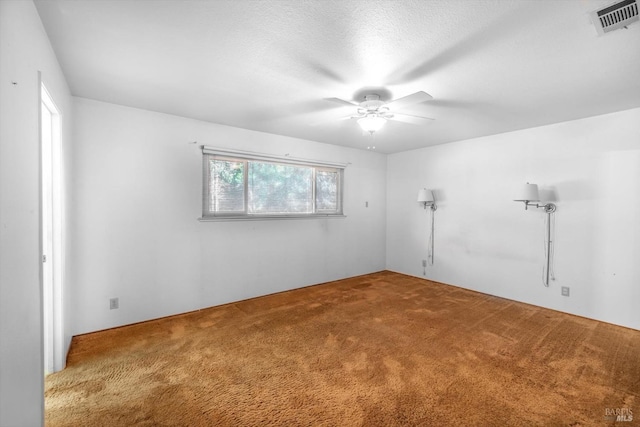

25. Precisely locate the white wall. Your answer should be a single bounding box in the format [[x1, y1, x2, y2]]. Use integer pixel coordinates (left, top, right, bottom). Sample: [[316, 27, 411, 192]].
[[0, 1, 73, 426], [70, 97, 387, 335], [387, 108, 640, 330]]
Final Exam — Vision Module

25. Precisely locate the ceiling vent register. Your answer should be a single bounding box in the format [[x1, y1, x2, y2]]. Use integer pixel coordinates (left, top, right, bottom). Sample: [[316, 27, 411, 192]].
[[590, 0, 639, 35]]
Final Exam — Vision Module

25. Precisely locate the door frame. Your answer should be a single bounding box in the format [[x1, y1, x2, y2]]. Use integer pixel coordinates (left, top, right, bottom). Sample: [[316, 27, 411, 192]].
[[40, 78, 64, 374]]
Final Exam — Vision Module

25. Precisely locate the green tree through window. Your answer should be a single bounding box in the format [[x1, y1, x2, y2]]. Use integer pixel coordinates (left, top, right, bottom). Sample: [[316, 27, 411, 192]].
[[210, 160, 244, 212], [249, 162, 313, 214], [203, 152, 344, 219]]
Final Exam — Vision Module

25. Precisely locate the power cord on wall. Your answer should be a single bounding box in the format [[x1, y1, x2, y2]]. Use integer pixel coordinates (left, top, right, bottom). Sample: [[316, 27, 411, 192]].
[[428, 206, 435, 266], [542, 210, 556, 286]]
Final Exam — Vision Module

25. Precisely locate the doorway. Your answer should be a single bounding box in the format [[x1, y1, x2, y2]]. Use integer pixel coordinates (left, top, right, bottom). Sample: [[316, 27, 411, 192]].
[[41, 82, 63, 374]]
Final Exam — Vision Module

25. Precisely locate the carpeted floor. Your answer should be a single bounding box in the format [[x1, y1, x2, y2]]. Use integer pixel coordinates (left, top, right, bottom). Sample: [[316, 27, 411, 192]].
[[45, 271, 639, 426]]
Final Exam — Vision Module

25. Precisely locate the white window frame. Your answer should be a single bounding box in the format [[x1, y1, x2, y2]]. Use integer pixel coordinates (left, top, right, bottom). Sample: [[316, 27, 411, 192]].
[[200, 147, 347, 221]]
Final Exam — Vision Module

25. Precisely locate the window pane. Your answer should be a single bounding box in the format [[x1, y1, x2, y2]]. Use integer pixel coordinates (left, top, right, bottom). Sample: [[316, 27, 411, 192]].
[[248, 162, 313, 214], [210, 159, 244, 212], [316, 170, 339, 212]]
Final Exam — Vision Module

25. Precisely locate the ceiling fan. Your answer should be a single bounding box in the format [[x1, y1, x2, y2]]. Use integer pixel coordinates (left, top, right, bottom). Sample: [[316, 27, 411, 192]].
[[325, 91, 434, 136]]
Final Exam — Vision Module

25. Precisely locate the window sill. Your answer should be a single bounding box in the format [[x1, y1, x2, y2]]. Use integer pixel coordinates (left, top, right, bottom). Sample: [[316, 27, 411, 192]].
[[198, 214, 347, 222]]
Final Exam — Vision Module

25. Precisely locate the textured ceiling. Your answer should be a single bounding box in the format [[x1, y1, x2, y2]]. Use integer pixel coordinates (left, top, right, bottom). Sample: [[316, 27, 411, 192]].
[[35, 0, 640, 153]]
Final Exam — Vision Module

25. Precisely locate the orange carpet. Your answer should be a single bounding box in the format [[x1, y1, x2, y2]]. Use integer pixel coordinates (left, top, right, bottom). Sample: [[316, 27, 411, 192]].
[[45, 271, 639, 426]]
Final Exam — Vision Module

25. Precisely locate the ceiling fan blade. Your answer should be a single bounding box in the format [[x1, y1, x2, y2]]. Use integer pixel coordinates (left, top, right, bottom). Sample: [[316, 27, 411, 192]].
[[338, 114, 357, 121], [386, 91, 433, 111], [394, 112, 434, 120], [389, 112, 435, 125], [324, 97, 358, 107], [309, 113, 358, 127]]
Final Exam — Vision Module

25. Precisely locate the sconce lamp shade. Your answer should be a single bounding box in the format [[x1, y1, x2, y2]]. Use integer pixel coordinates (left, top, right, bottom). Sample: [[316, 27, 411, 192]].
[[417, 189, 434, 203], [514, 183, 540, 202]]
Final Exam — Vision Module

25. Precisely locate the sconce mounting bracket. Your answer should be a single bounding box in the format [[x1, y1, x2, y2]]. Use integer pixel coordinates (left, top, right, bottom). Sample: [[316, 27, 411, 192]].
[[522, 201, 556, 213]]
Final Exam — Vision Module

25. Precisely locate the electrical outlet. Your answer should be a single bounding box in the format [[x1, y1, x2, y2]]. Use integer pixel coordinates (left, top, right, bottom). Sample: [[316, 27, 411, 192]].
[[561, 287, 570, 297], [422, 260, 427, 267], [110, 297, 119, 310]]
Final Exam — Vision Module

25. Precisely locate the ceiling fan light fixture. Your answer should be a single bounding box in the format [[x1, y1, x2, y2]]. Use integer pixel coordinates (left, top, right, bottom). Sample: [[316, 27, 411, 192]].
[[357, 114, 386, 134]]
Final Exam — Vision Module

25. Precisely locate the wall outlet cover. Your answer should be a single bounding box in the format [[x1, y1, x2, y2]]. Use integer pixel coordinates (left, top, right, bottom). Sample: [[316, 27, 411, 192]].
[[110, 297, 119, 309], [561, 287, 570, 297]]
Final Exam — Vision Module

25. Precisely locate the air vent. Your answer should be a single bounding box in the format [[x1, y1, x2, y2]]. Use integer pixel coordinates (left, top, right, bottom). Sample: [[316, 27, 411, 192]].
[[590, 0, 638, 35]]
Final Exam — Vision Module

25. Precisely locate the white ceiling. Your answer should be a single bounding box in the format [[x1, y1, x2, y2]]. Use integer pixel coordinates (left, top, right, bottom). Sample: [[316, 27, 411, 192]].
[[35, 0, 640, 154]]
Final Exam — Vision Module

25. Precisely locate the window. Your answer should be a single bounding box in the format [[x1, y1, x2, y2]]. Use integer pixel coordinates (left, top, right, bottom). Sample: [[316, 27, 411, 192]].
[[202, 147, 345, 219]]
